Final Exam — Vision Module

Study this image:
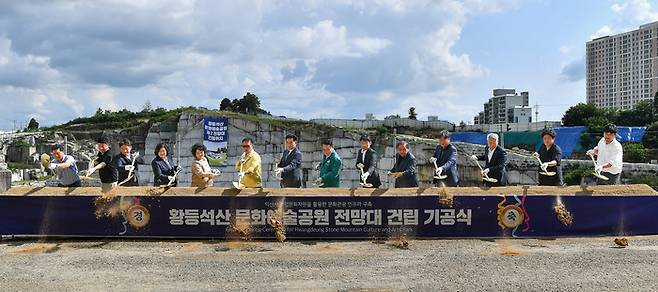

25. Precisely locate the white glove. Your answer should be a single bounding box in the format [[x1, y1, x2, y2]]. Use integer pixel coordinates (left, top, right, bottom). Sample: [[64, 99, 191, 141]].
[[356, 163, 364, 169], [361, 172, 370, 181], [167, 176, 175, 182], [314, 163, 321, 171], [429, 157, 437, 164], [314, 177, 323, 185], [86, 168, 96, 177], [471, 155, 478, 161], [435, 167, 443, 176], [595, 165, 603, 173], [540, 163, 549, 172], [124, 165, 135, 171], [275, 168, 284, 175], [211, 169, 221, 177], [176, 165, 182, 172], [481, 168, 490, 176], [586, 149, 596, 156], [48, 163, 59, 170]]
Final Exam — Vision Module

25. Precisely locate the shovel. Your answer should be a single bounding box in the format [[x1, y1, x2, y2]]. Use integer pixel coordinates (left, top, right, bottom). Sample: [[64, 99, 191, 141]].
[[357, 164, 373, 188], [432, 160, 448, 180], [532, 152, 556, 177], [587, 153, 609, 181], [118, 151, 140, 186], [272, 159, 282, 181], [233, 156, 247, 189], [470, 156, 498, 183]]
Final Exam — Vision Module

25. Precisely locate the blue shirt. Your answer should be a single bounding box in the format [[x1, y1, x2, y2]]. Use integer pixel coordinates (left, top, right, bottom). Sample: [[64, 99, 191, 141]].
[[53, 155, 80, 186]]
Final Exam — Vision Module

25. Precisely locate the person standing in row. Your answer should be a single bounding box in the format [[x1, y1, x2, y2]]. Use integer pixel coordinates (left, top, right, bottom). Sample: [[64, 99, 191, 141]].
[[537, 129, 564, 186], [316, 139, 341, 188], [235, 138, 262, 188], [275, 134, 303, 188], [152, 143, 180, 187], [390, 141, 418, 188], [87, 136, 118, 193], [430, 130, 459, 187], [49, 144, 81, 187], [471, 133, 507, 187], [115, 139, 142, 186], [586, 123, 623, 185], [355, 135, 381, 188], [191, 143, 221, 188]]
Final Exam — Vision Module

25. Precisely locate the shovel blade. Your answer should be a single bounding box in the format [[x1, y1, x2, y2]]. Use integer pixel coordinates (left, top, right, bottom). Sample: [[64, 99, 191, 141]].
[[539, 171, 556, 176]]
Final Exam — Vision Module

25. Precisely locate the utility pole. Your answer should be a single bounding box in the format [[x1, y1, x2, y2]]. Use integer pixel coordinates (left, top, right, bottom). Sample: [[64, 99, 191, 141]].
[[534, 102, 539, 123]]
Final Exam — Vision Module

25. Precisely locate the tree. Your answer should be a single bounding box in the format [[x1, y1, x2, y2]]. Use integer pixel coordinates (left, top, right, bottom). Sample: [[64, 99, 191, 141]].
[[614, 101, 655, 126], [642, 121, 658, 149], [26, 118, 39, 131], [562, 103, 604, 126], [241, 92, 261, 114], [220, 98, 232, 111], [623, 143, 647, 163], [408, 107, 417, 120]]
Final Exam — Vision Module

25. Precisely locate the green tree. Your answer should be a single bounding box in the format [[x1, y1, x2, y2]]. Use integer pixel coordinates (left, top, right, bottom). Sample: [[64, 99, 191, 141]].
[[643, 121, 658, 149], [241, 92, 261, 114], [142, 100, 153, 112], [614, 101, 655, 126], [562, 103, 603, 126], [408, 107, 417, 120], [623, 143, 647, 163], [220, 98, 232, 111], [26, 118, 39, 131]]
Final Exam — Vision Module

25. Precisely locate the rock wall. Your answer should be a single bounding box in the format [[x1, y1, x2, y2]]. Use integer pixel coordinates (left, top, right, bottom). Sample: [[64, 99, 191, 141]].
[[136, 113, 551, 188]]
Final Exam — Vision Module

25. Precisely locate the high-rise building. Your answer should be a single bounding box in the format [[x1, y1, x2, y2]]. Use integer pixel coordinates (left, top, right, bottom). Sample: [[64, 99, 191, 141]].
[[586, 21, 658, 110], [473, 89, 531, 125]]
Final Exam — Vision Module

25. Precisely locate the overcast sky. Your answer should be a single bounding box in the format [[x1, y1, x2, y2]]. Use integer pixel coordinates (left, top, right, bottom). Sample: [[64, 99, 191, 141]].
[[1, 0, 657, 131]]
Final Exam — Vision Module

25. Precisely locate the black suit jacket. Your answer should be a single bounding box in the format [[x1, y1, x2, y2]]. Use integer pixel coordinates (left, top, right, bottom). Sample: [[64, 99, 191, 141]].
[[278, 148, 303, 188], [356, 148, 381, 188], [391, 153, 419, 188], [115, 154, 144, 186], [478, 146, 508, 186], [152, 156, 178, 187], [432, 144, 459, 187]]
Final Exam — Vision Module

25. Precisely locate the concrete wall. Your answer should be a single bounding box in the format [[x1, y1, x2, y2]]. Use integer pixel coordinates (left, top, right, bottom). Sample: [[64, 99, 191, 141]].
[[460, 121, 562, 133], [310, 118, 456, 131]]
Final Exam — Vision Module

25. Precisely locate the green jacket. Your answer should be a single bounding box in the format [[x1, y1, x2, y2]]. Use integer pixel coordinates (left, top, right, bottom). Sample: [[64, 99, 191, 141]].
[[319, 150, 341, 188]]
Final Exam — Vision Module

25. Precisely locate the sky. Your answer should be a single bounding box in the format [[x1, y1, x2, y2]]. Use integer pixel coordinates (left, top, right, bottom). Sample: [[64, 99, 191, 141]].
[[1, 0, 658, 131]]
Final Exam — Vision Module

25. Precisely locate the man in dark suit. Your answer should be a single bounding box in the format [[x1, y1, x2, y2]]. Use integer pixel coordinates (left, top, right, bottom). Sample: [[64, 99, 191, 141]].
[[356, 135, 381, 188], [431, 130, 459, 187], [115, 139, 144, 186], [390, 141, 418, 188], [471, 133, 508, 186], [275, 134, 303, 188]]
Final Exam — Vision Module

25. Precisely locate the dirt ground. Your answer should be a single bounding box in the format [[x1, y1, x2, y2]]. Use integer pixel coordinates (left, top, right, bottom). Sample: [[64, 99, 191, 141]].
[[1, 236, 658, 291]]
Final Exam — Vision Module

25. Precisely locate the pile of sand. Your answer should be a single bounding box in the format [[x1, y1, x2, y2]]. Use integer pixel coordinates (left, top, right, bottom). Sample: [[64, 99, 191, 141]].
[[3, 184, 656, 197]]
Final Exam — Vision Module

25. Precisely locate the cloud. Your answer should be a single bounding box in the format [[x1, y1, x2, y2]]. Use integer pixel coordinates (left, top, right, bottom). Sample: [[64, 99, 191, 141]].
[[0, 0, 521, 129], [560, 58, 585, 82], [610, 0, 658, 23]]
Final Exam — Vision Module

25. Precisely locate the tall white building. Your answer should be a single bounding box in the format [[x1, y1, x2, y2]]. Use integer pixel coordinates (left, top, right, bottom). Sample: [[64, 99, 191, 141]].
[[473, 89, 531, 125], [586, 21, 658, 110]]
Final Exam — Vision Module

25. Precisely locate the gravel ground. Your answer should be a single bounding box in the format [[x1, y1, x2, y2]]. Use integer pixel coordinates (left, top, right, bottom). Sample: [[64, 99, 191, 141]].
[[1, 236, 657, 291]]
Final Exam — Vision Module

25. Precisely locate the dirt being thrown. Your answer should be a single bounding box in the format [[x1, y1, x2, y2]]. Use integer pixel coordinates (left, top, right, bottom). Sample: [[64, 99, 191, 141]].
[[553, 201, 573, 226], [268, 200, 287, 242], [438, 186, 454, 207], [229, 220, 253, 241]]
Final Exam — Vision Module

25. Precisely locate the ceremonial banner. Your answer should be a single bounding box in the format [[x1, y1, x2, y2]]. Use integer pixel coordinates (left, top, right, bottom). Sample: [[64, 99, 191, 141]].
[[2, 193, 658, 239]]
